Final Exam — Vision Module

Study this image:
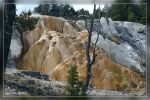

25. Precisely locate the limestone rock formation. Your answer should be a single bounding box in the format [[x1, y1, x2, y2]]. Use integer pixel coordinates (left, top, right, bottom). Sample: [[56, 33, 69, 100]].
[[18, 30, 145, 93], [75, 17, 146, 75], [91, 33, 145, 74], [16, 15, 145, 94], [50, 32, 145, 92], [23, 15, 76, 53], [18, 31, 73, 74]]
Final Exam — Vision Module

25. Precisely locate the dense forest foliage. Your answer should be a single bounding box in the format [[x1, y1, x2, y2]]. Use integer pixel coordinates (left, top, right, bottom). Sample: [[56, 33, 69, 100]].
[[107, 4, 146, 24], [33, 4, 146, 24]]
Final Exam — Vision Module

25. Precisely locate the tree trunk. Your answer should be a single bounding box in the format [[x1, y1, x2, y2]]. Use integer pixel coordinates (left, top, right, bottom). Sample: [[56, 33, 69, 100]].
[[4, 4, 16, 69], [74, 4, 101, 95], [83, 31, 92, 94], [83, 4, 96, 95]]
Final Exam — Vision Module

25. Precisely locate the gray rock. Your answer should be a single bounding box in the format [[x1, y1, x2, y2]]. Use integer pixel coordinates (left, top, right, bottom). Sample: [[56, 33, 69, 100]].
[[4, 69, 141, 96], [76, 20, 86, 31], [4, 69, 66, 96], [87, 89, 136, 96], [91, 32, 145, 74], [114, 21, 146, 57], [89, 18, 146, 75]]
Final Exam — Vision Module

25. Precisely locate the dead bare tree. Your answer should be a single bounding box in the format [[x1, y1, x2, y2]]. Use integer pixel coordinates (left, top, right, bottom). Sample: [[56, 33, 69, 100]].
[[75, 4, 101, 95]]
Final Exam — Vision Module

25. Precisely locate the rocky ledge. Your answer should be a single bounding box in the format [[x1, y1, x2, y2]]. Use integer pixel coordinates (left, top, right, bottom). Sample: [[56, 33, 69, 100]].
[[4, 69, 145, 96], [4, 69, 66, 96]]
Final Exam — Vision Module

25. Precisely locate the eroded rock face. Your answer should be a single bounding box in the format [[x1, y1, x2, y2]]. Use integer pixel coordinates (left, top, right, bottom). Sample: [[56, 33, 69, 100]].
[[18, 31, 73, 74], [91, 33, 145, 74], [23, 17, 146, 75], [90, 18, 146, 75], [114, 21, 146, 57], [18, 30, 145, 92], [50, 31, 144, 92], [17, 15, 145, 93], [23, 15, 76, 53], [76, 18, 146, 74]]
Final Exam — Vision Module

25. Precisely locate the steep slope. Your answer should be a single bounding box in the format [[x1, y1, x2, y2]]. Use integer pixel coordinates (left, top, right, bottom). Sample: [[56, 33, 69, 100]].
[[17, 30, 145, 93], [8, 15, 144, 95], [22, 15, 76, 54], [77, 17, 146, 75], [18, 31, 73, 74]]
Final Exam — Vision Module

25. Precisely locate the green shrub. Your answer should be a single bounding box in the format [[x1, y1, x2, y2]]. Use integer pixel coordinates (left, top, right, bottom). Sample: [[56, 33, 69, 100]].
[[120, 81, 129, 92], [15, 10, 39, 33], [65, 64, 83, 96]]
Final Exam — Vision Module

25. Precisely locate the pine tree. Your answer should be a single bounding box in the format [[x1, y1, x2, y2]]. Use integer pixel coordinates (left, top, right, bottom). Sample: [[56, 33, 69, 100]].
[[128, 12, 136, 22], [15, 10, 39, 32], [50, 4, 60, 17], [66, 64, 83, 96]]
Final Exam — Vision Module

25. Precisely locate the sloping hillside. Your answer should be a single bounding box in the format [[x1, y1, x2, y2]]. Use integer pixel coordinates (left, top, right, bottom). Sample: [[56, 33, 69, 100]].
[[5, 15, 146, 96]]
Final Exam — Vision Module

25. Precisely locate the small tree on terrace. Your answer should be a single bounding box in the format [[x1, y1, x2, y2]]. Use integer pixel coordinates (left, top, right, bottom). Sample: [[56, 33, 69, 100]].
[[66, 64, 83, 96]]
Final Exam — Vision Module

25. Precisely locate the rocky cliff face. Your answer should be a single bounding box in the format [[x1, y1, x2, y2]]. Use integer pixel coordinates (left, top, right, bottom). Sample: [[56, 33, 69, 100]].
[[76, 18, 146, 75], [12, 16, 146, 94], [90, 17, 146, 75], [22, 15, 76, 54]]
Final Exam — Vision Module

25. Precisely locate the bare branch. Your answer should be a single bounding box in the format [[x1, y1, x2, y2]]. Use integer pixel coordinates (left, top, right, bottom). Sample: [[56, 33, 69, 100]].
[[91, 4, 101, 65], [75, 15, 91, 33], [89, 4, 96, 34], [75, 15, 90, 23], [91, 32, 100, 65], [83, 4, 96, 95]]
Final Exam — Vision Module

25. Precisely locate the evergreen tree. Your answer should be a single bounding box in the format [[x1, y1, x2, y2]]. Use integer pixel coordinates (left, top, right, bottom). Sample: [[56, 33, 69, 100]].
[[41, 4, 50, 15], [66, 64, 83, 96], [15, 10, 39, 32], [107, 4, 146, 24], [60, 4, 70, 18], [128, 12, 136, 22], [50, 4, 60, 17], [76, 8, 90, 16], [108, 4, 128, 21], [69, 7, 77, 19], [139, 4, 146, 24], [95, 7, 101, 19], [34, 4, 42, 14], [34, 4, 50, 15], [33, 4, 77, 20], [140, 0, 149, 24], [115, 0, 133, 3]]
